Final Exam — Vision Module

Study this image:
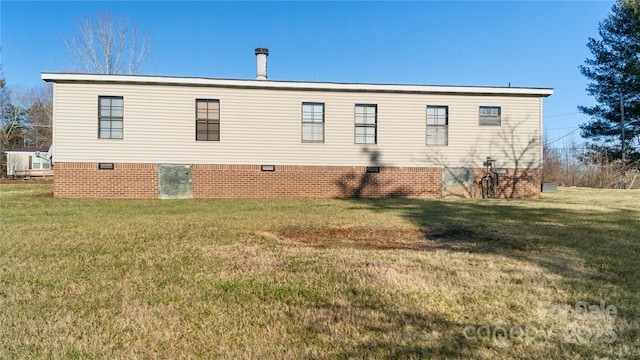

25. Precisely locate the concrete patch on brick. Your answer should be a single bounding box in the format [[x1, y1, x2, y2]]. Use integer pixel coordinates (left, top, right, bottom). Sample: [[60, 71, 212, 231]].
[[442, 167, 473, 198], [158, 164, 193, 199]]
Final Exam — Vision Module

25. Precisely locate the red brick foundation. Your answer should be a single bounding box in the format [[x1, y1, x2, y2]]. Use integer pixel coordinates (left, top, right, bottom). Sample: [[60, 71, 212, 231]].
[[53, 163, 541, 199], [473, 168, 541, 199], [192, 165, 441, 198], [54, 163, 158, 198]]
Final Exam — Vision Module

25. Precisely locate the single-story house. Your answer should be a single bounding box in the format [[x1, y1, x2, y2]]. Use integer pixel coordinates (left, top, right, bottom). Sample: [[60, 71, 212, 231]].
[[42, 48, 552, 199], [5, 148, 53, 178]]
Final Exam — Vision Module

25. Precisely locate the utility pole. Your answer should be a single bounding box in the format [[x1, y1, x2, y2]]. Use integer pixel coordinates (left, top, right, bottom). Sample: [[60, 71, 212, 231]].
[[620, 93, 626, 189]]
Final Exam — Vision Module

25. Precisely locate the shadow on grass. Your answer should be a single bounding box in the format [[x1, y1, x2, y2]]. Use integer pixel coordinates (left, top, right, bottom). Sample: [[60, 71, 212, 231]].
[[305, 196, 640, 358], [341, 200, 639, 312], [303, 304, 478, 358], [303, 286, 635, 359]]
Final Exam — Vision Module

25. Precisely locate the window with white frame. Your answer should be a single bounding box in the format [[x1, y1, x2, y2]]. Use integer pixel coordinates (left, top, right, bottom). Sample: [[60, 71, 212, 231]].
[[355, 104, 377, 144], [302, 102, 324, 143], [31, 156, 51, 170], [479, 106, 501, 126], [98, 96, 123, 139], [426, 105, 448, 145]]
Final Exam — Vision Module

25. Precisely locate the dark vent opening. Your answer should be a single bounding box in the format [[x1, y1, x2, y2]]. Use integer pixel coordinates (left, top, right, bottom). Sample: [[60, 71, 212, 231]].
[[98, 163, 115, 170]]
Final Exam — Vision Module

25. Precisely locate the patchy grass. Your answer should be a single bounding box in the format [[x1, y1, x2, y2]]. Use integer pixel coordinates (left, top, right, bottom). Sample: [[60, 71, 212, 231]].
[[0, 184, 639, 359]]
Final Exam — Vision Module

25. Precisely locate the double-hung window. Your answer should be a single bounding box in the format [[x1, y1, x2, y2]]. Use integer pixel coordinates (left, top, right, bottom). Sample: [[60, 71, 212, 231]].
[[98, 96, 123, 139], [479, 106, 501, 126], [355, 104, 377, 144], [196, 99, 220, 141], [426, 105, 448, 145], [302, 102, 324, 143]]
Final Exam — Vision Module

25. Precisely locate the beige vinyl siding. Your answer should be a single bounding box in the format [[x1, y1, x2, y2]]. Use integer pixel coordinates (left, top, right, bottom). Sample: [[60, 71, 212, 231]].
[[52, 82, 543, 169]]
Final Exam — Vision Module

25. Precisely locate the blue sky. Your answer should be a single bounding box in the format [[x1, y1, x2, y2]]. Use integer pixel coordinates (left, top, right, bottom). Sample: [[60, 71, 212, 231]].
[[1, 1, 615, 145]]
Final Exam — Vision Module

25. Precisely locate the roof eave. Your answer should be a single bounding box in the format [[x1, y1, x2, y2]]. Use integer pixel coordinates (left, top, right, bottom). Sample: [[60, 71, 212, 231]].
[[41, 72, 554, 97]]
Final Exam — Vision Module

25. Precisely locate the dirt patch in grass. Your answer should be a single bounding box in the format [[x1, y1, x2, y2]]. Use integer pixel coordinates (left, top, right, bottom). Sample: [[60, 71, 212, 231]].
[[269, 228, 471, 251], [270, 225, 535, 252]]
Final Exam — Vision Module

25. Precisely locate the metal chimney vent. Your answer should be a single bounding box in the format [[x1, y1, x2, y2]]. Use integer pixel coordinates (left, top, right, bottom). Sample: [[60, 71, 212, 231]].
[[255, 48, 269, 80]]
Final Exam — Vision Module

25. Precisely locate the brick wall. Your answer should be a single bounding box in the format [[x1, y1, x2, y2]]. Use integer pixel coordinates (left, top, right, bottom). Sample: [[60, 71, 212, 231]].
[[54, 162, 157, 198], [192, 165, 442, 199], [473, 168, 541, 199], [54, 162, 540, 199]]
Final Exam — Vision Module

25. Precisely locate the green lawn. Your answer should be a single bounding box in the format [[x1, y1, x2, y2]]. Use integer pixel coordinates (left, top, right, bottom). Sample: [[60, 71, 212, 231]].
[[1, 184, 639, 359]]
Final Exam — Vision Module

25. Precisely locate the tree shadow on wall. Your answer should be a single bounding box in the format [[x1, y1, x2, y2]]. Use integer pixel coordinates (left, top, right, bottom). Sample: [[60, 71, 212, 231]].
[[334, 147, 413, 198], [413, 116, 541, 198], [336, 117, 545, 198], [497, 116, 540, 198]]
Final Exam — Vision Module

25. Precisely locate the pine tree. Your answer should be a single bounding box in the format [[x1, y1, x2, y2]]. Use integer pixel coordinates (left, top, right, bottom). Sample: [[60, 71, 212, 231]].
[[579, 0, 640, 164]]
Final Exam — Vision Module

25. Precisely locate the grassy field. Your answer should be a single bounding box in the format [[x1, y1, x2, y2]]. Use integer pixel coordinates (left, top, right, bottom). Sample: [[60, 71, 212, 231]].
[[1, 184, 639, 359]]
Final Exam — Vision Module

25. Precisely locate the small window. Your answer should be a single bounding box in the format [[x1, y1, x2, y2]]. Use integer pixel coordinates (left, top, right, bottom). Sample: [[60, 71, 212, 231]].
[[196, 99, 220, 141], [302, 102, 324, 143], [479, 106, 501, 126], [355, 104, 377, 144], [426, 105, 448, 145], [98, 96, 123, 139]]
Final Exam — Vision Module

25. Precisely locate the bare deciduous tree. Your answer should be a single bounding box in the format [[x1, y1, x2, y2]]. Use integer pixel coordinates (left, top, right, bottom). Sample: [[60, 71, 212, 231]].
[[1, 77, 27, 176], [25, 84, 53, 149], [0, 63, 53, 177], [63, 12, 151, 74]]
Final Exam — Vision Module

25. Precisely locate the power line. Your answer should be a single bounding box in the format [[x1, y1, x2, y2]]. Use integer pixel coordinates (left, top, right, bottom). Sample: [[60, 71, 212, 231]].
[[546, 146, 592, 151], [546, 128, 581, 145], [545, 112, 581, 118], [545, 126, 580, 131]]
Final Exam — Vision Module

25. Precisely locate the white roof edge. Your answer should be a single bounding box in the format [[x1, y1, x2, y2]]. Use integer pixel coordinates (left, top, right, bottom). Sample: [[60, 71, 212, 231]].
[[41, 72, 554, 96]]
